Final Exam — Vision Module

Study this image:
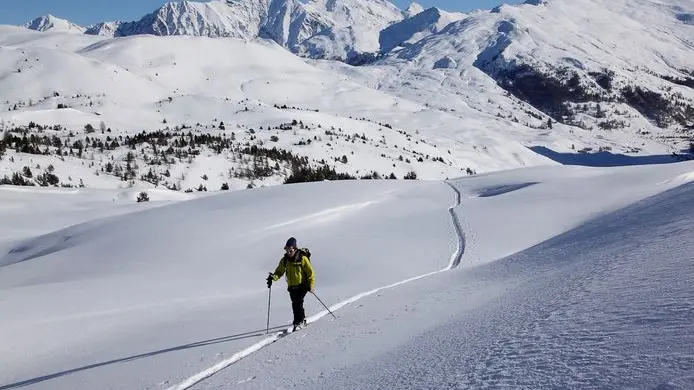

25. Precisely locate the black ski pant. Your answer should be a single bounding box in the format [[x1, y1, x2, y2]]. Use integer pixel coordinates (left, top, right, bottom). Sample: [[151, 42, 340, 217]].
[[288, 285, 309, 325]]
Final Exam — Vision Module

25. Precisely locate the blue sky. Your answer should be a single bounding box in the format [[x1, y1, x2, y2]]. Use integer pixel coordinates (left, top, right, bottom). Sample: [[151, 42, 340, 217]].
[[0, 0, 524, 27]]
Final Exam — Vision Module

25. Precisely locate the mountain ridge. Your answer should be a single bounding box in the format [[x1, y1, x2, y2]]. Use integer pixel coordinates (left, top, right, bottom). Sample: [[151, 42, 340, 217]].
[[24, 0, 406, 62], [5, 0, 693, 193]]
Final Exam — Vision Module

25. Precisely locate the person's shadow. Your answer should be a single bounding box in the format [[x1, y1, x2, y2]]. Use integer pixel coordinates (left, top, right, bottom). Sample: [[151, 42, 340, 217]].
[[0, 324, 289, 389]]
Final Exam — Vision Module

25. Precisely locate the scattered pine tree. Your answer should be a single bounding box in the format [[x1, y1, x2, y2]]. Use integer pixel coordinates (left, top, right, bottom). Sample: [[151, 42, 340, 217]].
[[137, 191, 150, 202]]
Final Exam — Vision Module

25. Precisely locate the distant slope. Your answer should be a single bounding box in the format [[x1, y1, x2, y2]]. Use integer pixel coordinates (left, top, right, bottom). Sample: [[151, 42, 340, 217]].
[[15, 0, 694, 155], [360, 0, 694, 150], [379, 7, 466, 53], [0, 28, 557, 193]]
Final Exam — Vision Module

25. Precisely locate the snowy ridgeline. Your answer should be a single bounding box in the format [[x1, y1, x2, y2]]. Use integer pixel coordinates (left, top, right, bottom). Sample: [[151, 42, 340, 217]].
[[0, 161, 693, 389], [23, 0, 407, 62]]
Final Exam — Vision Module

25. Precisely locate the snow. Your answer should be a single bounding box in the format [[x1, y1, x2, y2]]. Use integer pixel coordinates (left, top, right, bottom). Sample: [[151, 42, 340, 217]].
[[37, 0, 405, 61], [404, 2, 425, 18], [293, 175, 694, 390], [113, 0, 265, 39], [0, 178, 456, 389], [1, 160, 694, 389], [0, 26, 563, 192], [0, 184, 195, 246], [3, 0, 691, 194], [379, 7, 466, 53], [324, 0, 694, 156], [1, 0, 693, 388], [25, 15, 86, 34], [84, 22, 122, 37]]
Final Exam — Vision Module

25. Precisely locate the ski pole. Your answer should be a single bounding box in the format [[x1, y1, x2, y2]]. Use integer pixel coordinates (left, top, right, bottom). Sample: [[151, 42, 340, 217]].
[[266, 284, 272, 334], [311, 291, 336, 319]]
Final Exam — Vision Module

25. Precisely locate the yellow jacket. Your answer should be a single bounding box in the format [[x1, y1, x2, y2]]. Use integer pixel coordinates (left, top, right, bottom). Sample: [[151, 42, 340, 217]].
[[271, 252, 315, 290]]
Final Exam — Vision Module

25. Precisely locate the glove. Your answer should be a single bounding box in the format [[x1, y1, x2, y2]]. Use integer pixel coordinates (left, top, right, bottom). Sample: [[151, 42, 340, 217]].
[[266, 274, 273, 288]]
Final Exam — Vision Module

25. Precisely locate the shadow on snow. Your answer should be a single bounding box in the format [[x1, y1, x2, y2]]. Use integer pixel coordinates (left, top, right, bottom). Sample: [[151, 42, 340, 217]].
[[529, 146, 692, 167], [0, 324, 291, 389]]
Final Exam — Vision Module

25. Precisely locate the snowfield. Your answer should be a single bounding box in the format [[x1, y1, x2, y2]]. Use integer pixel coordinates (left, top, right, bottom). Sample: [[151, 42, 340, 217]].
[[1, 0, 694, 387], [1, 160, 693, 389]]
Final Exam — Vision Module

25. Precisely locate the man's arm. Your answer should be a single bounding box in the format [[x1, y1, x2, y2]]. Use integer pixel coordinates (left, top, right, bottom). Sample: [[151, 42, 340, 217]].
[[271, 257, 286, 281], [302, 256, 315, 291]]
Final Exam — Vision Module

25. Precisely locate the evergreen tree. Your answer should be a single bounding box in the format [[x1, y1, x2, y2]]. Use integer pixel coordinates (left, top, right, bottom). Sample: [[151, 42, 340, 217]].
[[137, 191, 150, 202]]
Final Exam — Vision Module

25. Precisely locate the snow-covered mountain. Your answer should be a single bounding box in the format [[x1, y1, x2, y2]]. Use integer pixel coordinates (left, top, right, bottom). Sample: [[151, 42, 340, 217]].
[[296, 0, 404, 60], [20, 0, 691, 142], [66, 0, 404, 62], [25, 14, 86, 33], [379, 7, 466, 53], [113, 0, 265, 39], [329, 0, 694, 155], [84, 21, 122, 36], [404, 2, 425, 18], [3, 0, 693, 194], [2, 26, 542, 193]]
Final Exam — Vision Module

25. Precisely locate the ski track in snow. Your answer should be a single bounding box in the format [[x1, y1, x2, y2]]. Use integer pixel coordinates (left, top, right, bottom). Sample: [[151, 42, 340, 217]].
[[259, 201, 377, 233], [316, 181, 694, 390], [165, 182, 466, 390]]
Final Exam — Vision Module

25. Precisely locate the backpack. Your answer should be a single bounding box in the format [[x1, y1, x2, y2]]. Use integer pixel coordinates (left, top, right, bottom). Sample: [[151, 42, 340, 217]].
[[284, 247, 311, 267], [298, 247, 311, 261]]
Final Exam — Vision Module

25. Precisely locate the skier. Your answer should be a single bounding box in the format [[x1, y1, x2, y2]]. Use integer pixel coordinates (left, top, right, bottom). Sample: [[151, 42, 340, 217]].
[[266, 237, 315, 331]]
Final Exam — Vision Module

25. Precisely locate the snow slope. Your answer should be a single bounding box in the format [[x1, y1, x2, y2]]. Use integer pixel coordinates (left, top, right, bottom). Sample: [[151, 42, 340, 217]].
[[16, 0, 694, 144], [0, 26, 557, 193], [321, 0, 694, 154], [294, 166, 694, 390], [192, 161, 694, 390], [0, 185, 191, 246], [1, 160, 693, 389], [379, 6, 466, 53], [0, 179, 457, 389]]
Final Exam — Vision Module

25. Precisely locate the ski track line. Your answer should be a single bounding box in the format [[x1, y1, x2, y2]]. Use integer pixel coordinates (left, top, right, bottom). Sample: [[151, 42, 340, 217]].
[[166, 181, 466, 390]]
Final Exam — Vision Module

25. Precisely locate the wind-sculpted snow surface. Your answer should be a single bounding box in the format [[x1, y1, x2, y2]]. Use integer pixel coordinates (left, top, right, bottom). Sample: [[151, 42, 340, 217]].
[[305, 180, 694, 390], [455, 184, 694, 389]]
